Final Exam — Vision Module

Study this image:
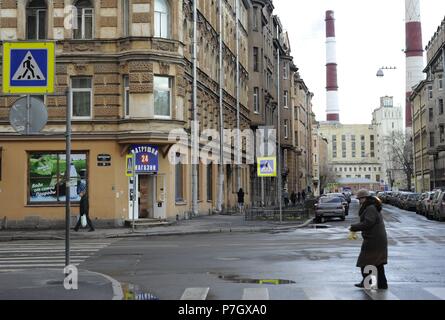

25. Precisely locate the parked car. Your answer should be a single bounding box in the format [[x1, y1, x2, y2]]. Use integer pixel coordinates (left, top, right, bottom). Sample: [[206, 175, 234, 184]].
[[432, 190, 445, 221], [325, 193, 349, 215], [403, 193, 421, 211], [314, 196, 346, 223], [427, 190, 444, 220], [419, 192, 435, 216], [416, 193, 427, 215]]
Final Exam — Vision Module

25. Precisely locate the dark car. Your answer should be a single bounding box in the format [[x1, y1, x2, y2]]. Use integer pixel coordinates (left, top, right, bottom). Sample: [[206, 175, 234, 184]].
[[314, 196, 346, 223], [403, 193, 420, 211]]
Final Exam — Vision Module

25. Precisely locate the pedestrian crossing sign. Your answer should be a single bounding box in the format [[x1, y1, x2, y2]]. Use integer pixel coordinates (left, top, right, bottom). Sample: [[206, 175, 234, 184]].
[[2, 42, 55, 94], [257, 157, 277, 177]]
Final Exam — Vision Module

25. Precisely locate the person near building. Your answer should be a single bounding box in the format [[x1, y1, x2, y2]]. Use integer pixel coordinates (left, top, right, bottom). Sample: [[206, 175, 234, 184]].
[[301, 190, 306, 202], [297, 192, 301, 203], [74, 184, 95, 232], [350, 189, 388, 289], [290, 191, 297, 207], [237, 188, 245, 214]]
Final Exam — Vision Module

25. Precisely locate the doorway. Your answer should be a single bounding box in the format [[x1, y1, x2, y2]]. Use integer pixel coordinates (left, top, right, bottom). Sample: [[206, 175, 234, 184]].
[[128, 174, 166, 220]]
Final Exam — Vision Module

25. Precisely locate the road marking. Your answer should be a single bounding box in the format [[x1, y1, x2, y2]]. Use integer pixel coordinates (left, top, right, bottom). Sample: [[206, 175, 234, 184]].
[[0, 256, 90, 260], [363, 289, 400, 300], [303, 287, 336, 300], [242, 288, 269, 300], [180, 287, 209, 300], [0, 263, 79, 268], [424, 288, 445, 300]]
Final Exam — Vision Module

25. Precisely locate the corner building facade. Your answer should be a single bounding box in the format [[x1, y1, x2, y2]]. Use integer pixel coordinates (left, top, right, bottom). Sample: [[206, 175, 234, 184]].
[[0, 0, 251, 228]]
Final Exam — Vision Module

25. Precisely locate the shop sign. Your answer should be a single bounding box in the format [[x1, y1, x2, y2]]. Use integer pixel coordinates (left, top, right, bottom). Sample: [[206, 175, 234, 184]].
[[129, 145, 159, 174]]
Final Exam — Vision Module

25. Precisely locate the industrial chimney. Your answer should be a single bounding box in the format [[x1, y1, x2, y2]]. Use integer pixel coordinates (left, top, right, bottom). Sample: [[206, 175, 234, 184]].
[[325, 10, 340, 122], [405, 0, 424, 129]]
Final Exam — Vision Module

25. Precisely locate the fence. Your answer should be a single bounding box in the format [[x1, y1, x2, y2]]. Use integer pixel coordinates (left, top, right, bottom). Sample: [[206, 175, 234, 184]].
[[245, 199, 316, 221]]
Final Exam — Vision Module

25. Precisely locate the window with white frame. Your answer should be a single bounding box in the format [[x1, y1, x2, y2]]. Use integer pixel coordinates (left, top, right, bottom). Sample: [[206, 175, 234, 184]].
[[26, 0, 47, 40], [154, 0, 170, 38], [123, 75, 130, 118], [73, 0, 94, 40], [253, 87, 259, 113], [428, 85, 433, 100], [71, 77, 92, 118], [154, 76, 172, 118], [283, 91, 288, 108], [284, 120, 289, 139]]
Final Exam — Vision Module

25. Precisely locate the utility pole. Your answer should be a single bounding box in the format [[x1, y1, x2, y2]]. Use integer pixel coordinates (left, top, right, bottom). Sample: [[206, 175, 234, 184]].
[[192, 0, 198, 216], [65, 88, 71, 267], [217, 0, 225, 212]]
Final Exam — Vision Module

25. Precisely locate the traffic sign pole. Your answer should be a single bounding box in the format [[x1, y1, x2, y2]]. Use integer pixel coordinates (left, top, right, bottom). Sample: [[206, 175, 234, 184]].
[[132, 156, 136, 233], [65, 88, 71, 268], [26, 95, 30, 135]]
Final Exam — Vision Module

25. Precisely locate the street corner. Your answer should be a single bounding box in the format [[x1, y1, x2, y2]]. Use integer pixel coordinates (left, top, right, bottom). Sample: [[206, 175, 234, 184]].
[[0, 268, 123, 300]]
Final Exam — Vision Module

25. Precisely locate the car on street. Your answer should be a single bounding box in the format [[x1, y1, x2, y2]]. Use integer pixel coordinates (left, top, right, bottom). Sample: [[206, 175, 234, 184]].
[[417, 192, 435, 216], [403, 193, 421, 211], [314, 196, 346, 223], [431, 190, 445, 221], [325, 193, 349, 215], [428, 190, 444, 220]]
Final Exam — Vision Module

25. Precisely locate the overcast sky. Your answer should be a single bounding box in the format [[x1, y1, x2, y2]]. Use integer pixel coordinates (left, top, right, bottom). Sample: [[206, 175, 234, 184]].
[[273, 0, 445, 125]]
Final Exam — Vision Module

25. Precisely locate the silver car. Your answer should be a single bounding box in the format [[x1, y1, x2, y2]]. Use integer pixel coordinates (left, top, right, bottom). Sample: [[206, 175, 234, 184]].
[[315, 196, 346, 223]]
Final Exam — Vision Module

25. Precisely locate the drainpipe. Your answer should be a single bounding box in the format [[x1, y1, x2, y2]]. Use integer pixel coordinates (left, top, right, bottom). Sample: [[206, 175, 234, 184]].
[[217, 0, 225, 212], [236, 0, 241, 191], [192, 0, 198, 216]]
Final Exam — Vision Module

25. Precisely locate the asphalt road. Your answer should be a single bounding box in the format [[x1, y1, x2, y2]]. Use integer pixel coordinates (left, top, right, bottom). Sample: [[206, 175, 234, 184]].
[[77, 199, 445, 300]]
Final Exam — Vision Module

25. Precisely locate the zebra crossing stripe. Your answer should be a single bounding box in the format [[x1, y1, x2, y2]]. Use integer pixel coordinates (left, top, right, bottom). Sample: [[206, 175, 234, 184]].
[[242, 288, 269, 300], [424, 288, 445, 300], [303, 287, 336, 300], [362, 289, 400, 300], [180, 288, 209, 300]]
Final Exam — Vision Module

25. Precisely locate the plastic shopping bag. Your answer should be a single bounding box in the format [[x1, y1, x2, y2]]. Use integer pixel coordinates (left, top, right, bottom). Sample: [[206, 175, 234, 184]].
[[81, 215, 87, 228], [348, 231, 358, 240]]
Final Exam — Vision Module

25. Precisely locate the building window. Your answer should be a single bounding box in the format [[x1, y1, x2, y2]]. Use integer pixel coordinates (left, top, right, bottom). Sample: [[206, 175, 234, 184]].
[[428, 85, 433, 100], [73, 0, 94, 40], [283, 91, 288, 108], [175, 154, 184, 202], [283, 63, 288, 79], [207, 164, 213, 201], [439, 99, 444, 115], [123, 75, 130, 118], [284, 120, 289, 139], [253, 7, 258, 31], [71, 77, 92, 119], [154, 76, 172, 118], [253, 87, 259, 113], [365, 175, 371, 180], [376, 174, 380, 182], [332, 135, 337, 158], [361, 135, 366, 157], [440, 125, 445, 143], [438, 74, 443, 91], [429, 108, 434, 122], [154, 0, 170, 38], [342, 135, 346, 158], [253, 47, 259, 72], [26, 0, 47, 40], [28, 152, 88, 204], [430, 132, 435, 147], [122, 0, 130, 37]]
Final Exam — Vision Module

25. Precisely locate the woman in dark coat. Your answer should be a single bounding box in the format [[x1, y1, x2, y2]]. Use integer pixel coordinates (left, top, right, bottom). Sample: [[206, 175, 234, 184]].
[[350, 189, 388, 289], [74, 185, 95, 232]]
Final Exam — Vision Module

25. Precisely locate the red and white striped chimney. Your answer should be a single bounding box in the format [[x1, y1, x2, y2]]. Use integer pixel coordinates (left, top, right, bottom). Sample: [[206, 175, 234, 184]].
[[405, 0, 424, 129], [325, 10, 340, 122]]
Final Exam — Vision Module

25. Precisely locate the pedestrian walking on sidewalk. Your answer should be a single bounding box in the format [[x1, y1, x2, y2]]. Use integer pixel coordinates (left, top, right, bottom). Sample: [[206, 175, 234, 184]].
[[74, 184, 95, 232], [297, 192, 301, 204], [301, 190, 306, 202], [291, 191, 297, 207], [349, 189, 388, 290], [237, 188, 245, 214], [283, 189, 289, 208]]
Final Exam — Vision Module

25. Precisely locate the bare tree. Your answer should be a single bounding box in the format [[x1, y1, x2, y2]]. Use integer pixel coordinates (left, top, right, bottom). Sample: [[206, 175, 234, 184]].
[[382, 131, 413, 191]]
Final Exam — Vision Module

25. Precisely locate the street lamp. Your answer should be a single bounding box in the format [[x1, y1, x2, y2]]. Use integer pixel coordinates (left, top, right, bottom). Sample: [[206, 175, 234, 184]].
[[376, 66, 397, 77]]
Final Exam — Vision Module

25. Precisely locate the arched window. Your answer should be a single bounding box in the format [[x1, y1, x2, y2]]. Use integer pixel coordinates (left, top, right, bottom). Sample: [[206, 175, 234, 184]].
[[154, 0, 170, 38], [27, 0, 47, 40], [73, 0, 94, 39]]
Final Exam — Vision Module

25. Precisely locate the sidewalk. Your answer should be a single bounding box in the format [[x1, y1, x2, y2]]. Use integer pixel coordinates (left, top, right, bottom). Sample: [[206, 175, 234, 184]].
[[0, 268, 123, 300], [0, 213, 314, 242]]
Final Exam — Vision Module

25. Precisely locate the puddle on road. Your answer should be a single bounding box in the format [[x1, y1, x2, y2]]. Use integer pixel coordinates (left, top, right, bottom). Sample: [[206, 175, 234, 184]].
[[210, 273, 295, 285]]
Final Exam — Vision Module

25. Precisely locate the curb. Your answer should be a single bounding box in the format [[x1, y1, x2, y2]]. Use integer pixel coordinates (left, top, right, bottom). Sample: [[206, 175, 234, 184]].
[[86, 270, 124, 300], [0, 218, 315, 242]]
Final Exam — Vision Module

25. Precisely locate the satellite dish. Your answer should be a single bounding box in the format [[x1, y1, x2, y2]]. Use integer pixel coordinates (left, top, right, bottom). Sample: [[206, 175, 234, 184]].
[[9, 96, 48, 134]]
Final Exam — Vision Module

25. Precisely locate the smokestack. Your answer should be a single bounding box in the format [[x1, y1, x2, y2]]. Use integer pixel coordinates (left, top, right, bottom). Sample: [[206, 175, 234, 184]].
[[405, 0, 424, 129], [325, 10, 340, 122]]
